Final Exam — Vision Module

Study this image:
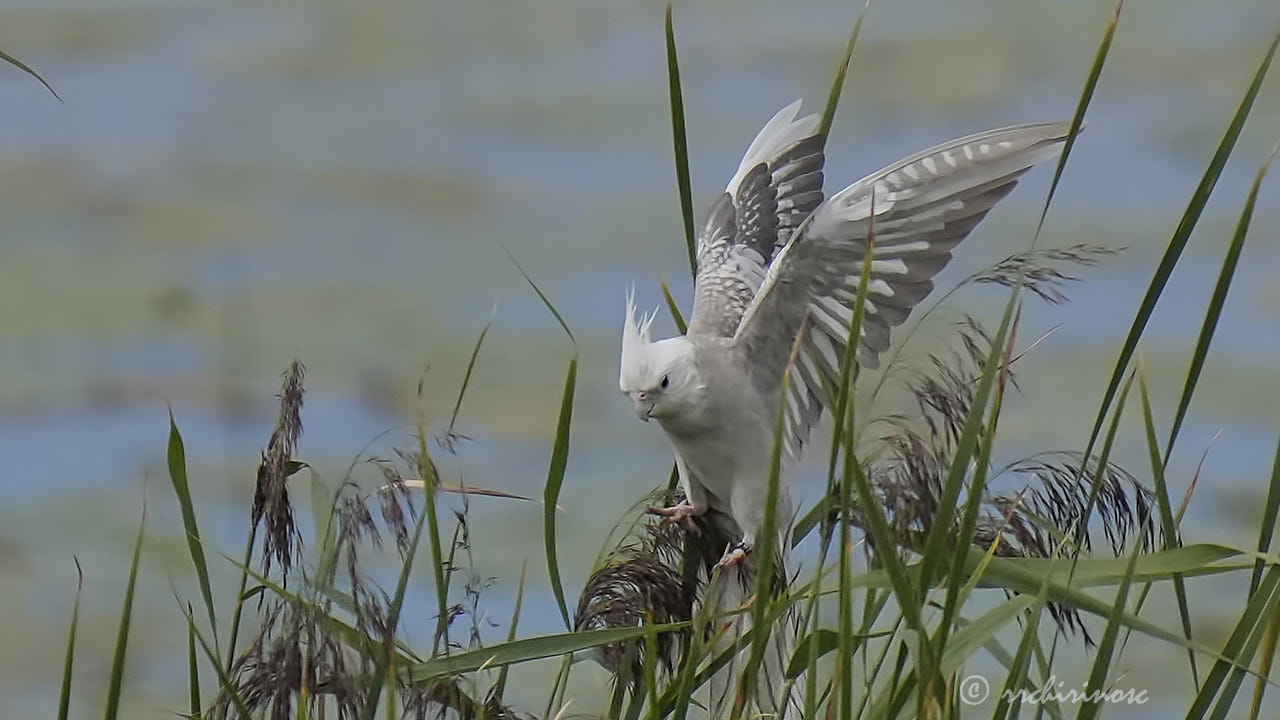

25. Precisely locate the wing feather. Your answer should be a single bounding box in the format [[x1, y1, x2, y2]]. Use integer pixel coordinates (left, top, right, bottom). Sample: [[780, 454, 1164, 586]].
[[733, 122, 1074, 460], [687, 101, 826, 338]]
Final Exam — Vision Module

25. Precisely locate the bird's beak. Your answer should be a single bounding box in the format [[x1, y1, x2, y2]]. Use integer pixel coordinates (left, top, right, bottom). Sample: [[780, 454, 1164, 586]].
[[629, 392, 654, 422]]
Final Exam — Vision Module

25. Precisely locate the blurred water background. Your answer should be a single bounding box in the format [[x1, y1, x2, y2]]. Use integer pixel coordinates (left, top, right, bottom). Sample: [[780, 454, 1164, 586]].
[[1, 0, 1278, 717]]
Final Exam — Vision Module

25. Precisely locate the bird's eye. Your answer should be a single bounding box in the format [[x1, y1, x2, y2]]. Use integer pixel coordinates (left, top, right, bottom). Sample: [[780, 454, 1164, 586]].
[[660, 374, 670, 389]]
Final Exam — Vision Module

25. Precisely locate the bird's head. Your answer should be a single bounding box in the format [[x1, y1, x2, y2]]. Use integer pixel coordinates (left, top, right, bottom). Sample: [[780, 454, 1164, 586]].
[[619, 290, 699, 423]]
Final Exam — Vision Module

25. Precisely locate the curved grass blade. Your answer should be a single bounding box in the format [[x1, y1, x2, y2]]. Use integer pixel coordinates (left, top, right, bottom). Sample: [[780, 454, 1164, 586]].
[[1034, 0, 1122, 241], [994, 562, 1055, 720], [1249, 604, 1280, 720], [56, 558, 82, 720], [1079, 25, 1279, 500], [1186, 566, 1280, 720], [1249, 417, 1280, 716], [180, 600, 252, 720], [936, 308, 1019, 656], [223, 524, 257, 672], [665, 2, 697, 277], [104, 504, 145, 720], [360, 483, 434, 719], [413, 381, 450, 656], [223, 554, 419, 666], [1134, 362, 1197, 685], [505, 248, 577, 629], [1254, 420, 1280, 596], [492, 559, 528, 704], [865, 595, 1035, 718], [447, 303, 496, 439], [834, 204, 886, 719], [917, 297, 1015, 595], [167, 411, 219, 652], [406, 622, 691, 683], [0, 47, 60, 100], [818, 1, 867, 138], [186, 603, 202, 719], [732, 319, 805, 720], [1074, 510, 1148, 720], [1043, 369, 1136, 692], [1164, 145, 1277, 466], [543, 357, 577, 630], [660, 280, 687, 334]]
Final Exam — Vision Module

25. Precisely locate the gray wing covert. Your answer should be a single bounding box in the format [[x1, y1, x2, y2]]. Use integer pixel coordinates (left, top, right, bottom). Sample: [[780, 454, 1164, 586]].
[[686, 101, 826, 338], [732, 122, 1075, 461]]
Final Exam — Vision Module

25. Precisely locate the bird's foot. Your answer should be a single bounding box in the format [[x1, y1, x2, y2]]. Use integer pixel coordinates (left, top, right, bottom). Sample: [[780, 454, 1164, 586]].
[[646, 502, 701, 533], [716, 541, 752, 569]]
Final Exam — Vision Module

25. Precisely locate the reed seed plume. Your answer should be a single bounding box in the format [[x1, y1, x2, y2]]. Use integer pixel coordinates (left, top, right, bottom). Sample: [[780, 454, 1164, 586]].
[[574, 493, 701, 682], [252, 360, 307, 577], [970, 243, 1121, 304]]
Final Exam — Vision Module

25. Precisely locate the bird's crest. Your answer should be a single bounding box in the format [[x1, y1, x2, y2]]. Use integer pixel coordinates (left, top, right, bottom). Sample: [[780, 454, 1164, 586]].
[[620, 288, 658, 391]]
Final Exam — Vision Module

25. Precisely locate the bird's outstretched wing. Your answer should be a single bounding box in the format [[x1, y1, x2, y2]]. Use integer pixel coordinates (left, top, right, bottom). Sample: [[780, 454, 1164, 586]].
[[686, 101, 826, 338], [733, 122, 1073, 460]]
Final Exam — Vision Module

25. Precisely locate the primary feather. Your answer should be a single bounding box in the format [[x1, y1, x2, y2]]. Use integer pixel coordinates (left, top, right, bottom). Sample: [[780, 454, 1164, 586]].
[[733, 120, 1074, 462]]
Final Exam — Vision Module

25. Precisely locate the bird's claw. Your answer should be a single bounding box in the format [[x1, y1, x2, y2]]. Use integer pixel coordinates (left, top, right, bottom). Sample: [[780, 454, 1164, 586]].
[[646, 503, 700, 533], [716, 542, 751, 569]]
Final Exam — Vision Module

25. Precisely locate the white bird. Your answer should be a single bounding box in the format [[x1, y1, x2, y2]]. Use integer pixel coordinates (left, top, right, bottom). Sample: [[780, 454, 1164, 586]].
[[622, 100, 1070, 562], [619, 100, 1070, 715]]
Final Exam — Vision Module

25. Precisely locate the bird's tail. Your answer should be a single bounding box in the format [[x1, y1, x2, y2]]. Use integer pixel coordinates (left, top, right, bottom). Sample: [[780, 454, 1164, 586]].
[[703, 512, 804, 719]]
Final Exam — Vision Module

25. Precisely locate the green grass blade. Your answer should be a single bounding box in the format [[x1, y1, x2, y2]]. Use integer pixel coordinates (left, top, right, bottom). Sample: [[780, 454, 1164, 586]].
[[846, 432, 930, 662], [940, 598, 1035, 687], [1034, 0, 1122, 240], [665, 2, 697, 277], [938, 309, 1018, 654], [972, 550, 1266, 668], [818, 2, 867, 138], [835, 206, 881, 719], [412, 382, 450, 656], [917, 299, 1015, 598], [360, 481, 435, 719], [447, 305, 496, 437], [223, 523, 257, 673], [1043, 369, 1135, 690], [187, 603, 202, 719], [668, 563, 730, 720], [1248, 604, 1280, 720], [1254, 416, 1280, 596], [505, 247, 577, 629], [56, 558, 83, 720], [0, 47, 60, 99], [1079, 25, 1279, 490], [406, 622, 691, 683], [1164, 145, 1276, 466], [992, 568, 1054, 720], [544, 356, 577, 630], [1136, 362, 1198, 685], [866, 596, 1033, 717], [222, 555, 420, 667], [1250, 410, 1280, 715], [1186, 566, 1280, 719], [1210, 603, 1279, 720], [181, 601, 252, 720], [732, 322, 803, 720], [660, 280, 687, 334], [103, 504, 145, 720], [167, 411, 219, 652], [1074, 512, 1147, 720], [492, 559, 528, 703]]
